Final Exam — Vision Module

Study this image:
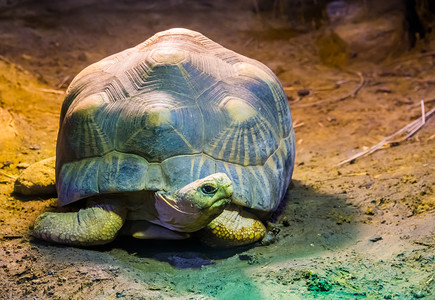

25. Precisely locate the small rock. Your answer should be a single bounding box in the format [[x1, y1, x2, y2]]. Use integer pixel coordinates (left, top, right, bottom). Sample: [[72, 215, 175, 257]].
[[413, 254, 422, 261], [17, 163, 30, 169], [238, 254, 252, 261], [369, 235, 383, 243], [412, 290, 426, 298], [14, 157, 56, 196], [365, 207, 375, 215], [306, 274, 331, 292], [238, 253, 258, 265], [261, 223, 281, 246], [297, 89, 310, 97], [1, 161, 13, 168], [323, 1, 407, 63], [375, 87, 392, 93]]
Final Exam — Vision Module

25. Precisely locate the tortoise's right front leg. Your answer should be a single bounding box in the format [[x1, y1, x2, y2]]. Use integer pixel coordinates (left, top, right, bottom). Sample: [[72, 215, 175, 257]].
[[33, 198, 127, 246]]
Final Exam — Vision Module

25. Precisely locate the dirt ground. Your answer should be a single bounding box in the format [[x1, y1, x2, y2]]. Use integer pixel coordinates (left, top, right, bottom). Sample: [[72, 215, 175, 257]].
[[0, 1, 434, 299]]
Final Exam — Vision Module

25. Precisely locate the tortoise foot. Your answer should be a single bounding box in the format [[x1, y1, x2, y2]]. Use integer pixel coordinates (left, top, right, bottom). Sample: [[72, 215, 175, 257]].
[[198, 204, 266, 247], [33, 198, 126, 246]]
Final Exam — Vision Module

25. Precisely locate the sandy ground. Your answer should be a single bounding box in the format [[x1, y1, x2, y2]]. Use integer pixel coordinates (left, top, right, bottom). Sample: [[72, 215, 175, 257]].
[[0, 1, 434, 299]]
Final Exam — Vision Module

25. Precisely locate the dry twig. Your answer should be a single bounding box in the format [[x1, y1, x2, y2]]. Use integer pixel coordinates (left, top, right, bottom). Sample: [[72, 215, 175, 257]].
[[292, 71, 364, 108], [56, 75, 71, 88], [283, 86, 297, 92], [36, 88, 65, 95], [293, 120, 305, 128], [389, 50, 435, 65], [338, 101, 435, 166], [411, 98, 435, 106], [0, 170, 17, 179]]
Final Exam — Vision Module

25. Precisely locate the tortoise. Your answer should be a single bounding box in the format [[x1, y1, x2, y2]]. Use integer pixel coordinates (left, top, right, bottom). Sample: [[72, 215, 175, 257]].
[[32, 28, 295, 247]]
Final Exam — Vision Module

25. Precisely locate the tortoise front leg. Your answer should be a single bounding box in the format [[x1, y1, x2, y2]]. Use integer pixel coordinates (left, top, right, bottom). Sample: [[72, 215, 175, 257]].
[[198, 204, 266, 247], [33, 197, 127, 246]]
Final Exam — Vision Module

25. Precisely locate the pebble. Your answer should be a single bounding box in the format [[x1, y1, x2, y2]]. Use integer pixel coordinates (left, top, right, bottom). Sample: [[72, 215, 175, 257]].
[[412, 290, 426, 298], [13, 157, 56, 195], [297, 89, 310, 97], [238, 253, 258, 265], [369, 235, 383, 243], [282, 219, 290, 227], [17, 163, 30, 169]]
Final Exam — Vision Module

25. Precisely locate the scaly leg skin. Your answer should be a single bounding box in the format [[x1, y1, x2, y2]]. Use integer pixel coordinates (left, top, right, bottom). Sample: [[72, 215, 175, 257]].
[[198, 204, 266, 247], [33, 198, 127, 246]]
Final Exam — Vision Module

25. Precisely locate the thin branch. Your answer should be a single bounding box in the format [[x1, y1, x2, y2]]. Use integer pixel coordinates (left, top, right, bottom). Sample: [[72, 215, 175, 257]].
[[0, 170, 17, 179], [36, 88, 65, 95], [411, 98, 435, 106], [56, 75, 71, 89], [388, 50, 435, 65], [293, 120, 305, 128], [338, 103, 435, 166], [351, 71, 365, 97], [421, 100, 426, 125], [292, 71, 364, 108], [403, 101, 427, 140]]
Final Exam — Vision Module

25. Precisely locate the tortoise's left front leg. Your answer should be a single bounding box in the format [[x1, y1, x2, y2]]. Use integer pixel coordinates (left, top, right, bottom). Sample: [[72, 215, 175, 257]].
[[198, 204, 266, 247], [33, 198, 127, 246]]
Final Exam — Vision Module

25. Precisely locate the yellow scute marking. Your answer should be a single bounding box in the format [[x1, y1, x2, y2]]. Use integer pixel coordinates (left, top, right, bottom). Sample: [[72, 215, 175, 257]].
[[70, 94, 105, 117], [146, 105, 171, 126], [150, 48, 186, 64], [221, 97, 256, 123]]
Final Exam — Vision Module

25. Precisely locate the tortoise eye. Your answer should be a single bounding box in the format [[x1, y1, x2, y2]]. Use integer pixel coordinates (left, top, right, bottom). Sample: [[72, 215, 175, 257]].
[[201, 185, 218, 195]]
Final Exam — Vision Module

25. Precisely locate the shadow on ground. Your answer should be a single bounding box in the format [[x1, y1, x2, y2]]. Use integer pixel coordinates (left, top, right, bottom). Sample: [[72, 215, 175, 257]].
[[25, 180, 361, 298], [32, 179, 358, 267]]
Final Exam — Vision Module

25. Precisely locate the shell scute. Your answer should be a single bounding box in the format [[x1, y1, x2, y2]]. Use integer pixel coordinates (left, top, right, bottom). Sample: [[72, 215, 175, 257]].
[[160, 154, 216, 190], [97, 152, 148, 194]]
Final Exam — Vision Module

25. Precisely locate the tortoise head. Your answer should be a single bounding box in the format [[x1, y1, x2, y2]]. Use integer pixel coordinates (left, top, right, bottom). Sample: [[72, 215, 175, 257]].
[[153, 173, 233, 232]]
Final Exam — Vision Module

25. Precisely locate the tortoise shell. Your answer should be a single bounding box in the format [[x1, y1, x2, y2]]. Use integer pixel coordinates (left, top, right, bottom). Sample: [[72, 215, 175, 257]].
[[56, 28, 295, 215]]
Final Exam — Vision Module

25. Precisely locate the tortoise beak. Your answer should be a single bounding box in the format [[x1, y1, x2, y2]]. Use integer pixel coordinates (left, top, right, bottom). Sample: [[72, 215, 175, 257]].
[[154, 192, 196, 215]]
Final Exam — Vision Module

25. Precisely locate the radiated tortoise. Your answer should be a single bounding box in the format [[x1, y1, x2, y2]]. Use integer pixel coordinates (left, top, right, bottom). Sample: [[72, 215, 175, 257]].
[[31, 28, 295, 247]]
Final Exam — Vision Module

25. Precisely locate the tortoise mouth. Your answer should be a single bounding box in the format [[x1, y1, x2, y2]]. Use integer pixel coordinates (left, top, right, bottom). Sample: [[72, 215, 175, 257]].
[[154, 192, 197, 215], [153, 191, 230, 232], [154, 191, 231, 215], [211, 197, 231, 209]]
